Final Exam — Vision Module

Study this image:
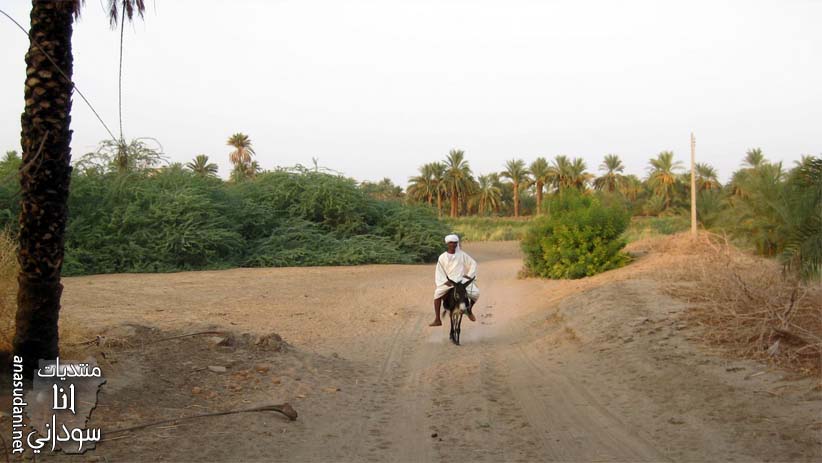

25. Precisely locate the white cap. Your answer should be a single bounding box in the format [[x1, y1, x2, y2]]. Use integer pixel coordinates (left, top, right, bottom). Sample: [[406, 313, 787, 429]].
[[444, 234, 459, 243]]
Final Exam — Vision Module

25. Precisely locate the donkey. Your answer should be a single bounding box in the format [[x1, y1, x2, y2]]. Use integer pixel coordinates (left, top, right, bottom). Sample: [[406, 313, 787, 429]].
[[441, 276, 476, 345]]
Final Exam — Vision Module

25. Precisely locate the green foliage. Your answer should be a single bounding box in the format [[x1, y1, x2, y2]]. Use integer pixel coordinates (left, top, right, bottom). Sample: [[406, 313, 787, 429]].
[[522, 191, 630, 279], [359, 178, 404, 201], [780, 157, 821, 281], [0, 153, 21, 227], [694, 189, 725, 229], [246, 219, 410, 266], [369, 201, 447, 261], [622, 216, 689, 242], [447, 217, 532, 241], [35, 167, 448, 276], [74, 138, 166, 175], [725, 162, 787, 256], [64, 168, 240, 274]]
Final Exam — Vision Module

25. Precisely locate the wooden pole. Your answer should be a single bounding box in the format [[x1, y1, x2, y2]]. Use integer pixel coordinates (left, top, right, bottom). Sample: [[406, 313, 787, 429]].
[[690, 132, 697, 238]]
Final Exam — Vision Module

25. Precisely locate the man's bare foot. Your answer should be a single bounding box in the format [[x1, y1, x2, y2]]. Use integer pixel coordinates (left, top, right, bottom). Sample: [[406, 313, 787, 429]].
[[467, 311, 476, 322], [429, 320, 442, 327]]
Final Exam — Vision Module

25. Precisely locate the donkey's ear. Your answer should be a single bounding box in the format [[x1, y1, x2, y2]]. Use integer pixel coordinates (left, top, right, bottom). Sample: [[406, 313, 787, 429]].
[[465, 276, 476, 285]]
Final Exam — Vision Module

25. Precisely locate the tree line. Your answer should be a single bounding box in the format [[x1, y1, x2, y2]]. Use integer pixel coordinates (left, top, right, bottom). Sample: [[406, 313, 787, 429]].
[[402, 148, 796, 218], [399, 148, 820, 281]]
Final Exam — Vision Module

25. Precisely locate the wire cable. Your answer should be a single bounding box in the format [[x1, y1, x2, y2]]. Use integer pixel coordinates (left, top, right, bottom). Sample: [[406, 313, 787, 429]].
[[0, 7, 119, 143]]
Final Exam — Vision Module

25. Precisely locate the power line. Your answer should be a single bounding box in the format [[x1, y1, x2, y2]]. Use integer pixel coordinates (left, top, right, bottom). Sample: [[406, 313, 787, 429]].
[[0, 7, 119, 143], [118, 5, 125, 141]]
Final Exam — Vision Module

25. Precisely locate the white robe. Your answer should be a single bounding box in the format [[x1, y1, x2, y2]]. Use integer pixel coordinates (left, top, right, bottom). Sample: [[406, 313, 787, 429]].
[[433, 250, 480, 300]]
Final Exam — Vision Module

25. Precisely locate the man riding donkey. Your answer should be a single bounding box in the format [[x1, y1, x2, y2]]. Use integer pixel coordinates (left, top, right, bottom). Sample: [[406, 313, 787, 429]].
[[430, 234, 479, 327]]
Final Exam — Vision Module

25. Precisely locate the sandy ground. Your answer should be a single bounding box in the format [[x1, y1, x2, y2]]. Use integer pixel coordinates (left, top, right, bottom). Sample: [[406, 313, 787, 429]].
[[10, 241, 821, 462]]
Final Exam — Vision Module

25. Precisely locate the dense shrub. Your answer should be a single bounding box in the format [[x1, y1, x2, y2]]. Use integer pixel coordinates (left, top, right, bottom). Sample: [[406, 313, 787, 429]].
[[779, 158, 821, 281], [0, 154, 20, 228], [0, 166, 449, 276], [64, 167, 241, 274], [722, 156, 821, 281], [522, 191, 630, 279]]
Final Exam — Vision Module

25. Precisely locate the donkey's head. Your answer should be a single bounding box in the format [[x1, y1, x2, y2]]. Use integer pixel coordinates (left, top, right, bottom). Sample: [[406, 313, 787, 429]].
[[446, 276, 475, 312]]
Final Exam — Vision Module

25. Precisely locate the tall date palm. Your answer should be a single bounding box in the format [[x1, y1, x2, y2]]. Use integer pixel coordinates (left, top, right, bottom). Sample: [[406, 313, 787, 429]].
[[529, 157, 550, 215], [594, 154, 625, 192], [408, 163, 439, 205], [443, 149, 473, 218], [473, 174, 502, 215], [15, 0, 146, 376], [501, 158, 530, 217], [647, 151, 683, 209], [227, 133, 255, 167], [569, 157, 591, 191], [548, 155, 572, 191], [186, 154, 219, 178]]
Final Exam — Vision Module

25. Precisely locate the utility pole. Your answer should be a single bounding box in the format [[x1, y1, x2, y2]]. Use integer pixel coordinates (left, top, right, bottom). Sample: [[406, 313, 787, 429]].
[[690, 132, 697, 238]]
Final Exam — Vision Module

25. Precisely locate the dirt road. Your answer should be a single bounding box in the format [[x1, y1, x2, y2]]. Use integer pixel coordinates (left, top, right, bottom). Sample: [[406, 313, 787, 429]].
[[47, 241, 820, 462]]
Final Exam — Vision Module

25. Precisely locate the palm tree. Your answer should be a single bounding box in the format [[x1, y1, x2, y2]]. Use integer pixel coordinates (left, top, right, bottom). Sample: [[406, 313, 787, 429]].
[[472, 174, 502, 215], [569, 157, 591, 191], [431, 162, 446, 217], [743, 148, 766, 169], [408, 163, 438, 205], [647, 151, 683, 209], [229, 160, 260, 182], [443, 149, 473, 218], [362, 178, 404, 200], [500, 159, 530, 217], [730, 162, 786, 256], [594, 154, 624, 192], [529, 157, 550, 215], [186, 154, 219, 177], [548, 155, 572, 191], [227, 133, 255, 167], [619, 174, 643, 201], [731, 149, 768, 197], [694, 163, 721, 191], [782, 156, 821, 281], [15, 0, 146, 376]]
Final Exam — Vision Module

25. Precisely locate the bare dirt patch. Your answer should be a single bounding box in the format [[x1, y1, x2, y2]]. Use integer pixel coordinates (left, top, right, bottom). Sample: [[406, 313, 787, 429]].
[[1, 239, 819, 462]]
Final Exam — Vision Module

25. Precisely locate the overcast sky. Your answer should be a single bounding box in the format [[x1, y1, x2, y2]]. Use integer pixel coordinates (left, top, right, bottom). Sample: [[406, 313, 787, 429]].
[[1, 0, 820, 185]]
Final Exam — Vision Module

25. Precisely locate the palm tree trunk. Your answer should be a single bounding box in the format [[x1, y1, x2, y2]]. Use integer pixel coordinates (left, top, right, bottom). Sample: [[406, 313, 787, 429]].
[[14, 0, 76, 378], [513, 181, 519, 217], [536, 181, 543, 215], [450, 187, 458, 218], [436, 191, 443, 217]]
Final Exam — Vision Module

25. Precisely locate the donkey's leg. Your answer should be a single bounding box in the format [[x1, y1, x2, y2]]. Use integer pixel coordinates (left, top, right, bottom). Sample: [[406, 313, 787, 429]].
[[448, 310, 456, 343], [452, 310, 462, 345], [455, 311, 462, 345]]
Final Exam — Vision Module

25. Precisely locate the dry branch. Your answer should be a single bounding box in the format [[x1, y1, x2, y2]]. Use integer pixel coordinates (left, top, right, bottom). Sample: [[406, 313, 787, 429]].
[[102, 403, 298, 439], [656, 233, 822, 374]]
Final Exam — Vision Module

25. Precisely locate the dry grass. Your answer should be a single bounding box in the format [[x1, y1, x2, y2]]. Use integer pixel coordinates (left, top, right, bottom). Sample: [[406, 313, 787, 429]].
[[655, 233, 822, 375], [0, 230, 91, 355], [0, 228, 17, 352]]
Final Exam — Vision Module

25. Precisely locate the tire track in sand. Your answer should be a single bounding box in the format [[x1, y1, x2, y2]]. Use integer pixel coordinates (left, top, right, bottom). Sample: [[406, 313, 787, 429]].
[[344, 312, 420, 461]]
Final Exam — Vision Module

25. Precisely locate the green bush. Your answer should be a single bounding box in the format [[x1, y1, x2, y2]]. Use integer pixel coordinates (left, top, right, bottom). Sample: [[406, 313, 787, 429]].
[[33, 167, 449, 276], [779, 157, 821, 281], [64, 168, 241, 274], [522, 191, 630, 279], [0, 153, 20, 228]]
